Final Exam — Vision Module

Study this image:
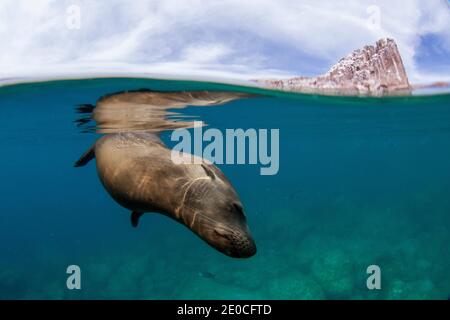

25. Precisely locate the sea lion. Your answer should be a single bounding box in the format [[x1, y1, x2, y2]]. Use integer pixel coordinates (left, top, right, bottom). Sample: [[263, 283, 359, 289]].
[[75, 132, 256, 258]]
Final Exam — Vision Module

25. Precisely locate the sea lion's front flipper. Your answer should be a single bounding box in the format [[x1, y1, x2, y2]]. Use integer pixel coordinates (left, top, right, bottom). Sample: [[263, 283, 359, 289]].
[[74, 144, 96, 167], [131, 211, 144, 228]]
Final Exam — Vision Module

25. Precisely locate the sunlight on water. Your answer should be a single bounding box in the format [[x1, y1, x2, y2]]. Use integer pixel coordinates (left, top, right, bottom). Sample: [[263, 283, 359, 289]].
[[0, 78, 449, 299]]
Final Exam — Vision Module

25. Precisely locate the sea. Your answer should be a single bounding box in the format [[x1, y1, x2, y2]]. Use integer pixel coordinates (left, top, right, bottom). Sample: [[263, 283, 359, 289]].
[[0, 77, 449, 299]]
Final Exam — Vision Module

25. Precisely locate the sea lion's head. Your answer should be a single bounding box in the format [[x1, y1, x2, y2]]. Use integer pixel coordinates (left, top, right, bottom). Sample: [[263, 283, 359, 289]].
[[179, 164, 256, 258], [201, 198, 256, 259]]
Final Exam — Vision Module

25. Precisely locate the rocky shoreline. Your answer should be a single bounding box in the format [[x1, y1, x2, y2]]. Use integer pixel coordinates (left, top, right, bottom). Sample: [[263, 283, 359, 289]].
[[256, 38, 412, 97]]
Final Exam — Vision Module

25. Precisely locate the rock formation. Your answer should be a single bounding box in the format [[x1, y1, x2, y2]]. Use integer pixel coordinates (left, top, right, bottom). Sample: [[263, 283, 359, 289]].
[[256, 38, 411, 96]]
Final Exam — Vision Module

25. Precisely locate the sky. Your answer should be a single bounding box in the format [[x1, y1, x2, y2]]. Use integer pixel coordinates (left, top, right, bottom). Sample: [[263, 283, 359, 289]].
[[0, 0, 449, 83]]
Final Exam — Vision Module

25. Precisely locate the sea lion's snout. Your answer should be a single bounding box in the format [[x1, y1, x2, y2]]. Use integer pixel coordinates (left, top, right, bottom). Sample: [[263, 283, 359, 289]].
[[232, 234, 257, 258], [212, 226, 257, 258]]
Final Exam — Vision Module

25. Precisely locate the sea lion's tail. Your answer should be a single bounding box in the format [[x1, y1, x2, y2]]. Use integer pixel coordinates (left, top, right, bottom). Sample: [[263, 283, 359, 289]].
[[74, 143, 96, 167]]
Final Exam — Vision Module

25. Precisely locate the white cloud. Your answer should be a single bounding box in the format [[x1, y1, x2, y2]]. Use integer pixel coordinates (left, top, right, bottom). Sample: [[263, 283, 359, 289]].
[[181, 43, 232, 63], [0, 0, 449, 83]]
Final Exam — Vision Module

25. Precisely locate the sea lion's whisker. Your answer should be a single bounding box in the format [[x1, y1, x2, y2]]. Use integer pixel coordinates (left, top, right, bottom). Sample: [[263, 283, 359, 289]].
[[193, 212, 238, 234]]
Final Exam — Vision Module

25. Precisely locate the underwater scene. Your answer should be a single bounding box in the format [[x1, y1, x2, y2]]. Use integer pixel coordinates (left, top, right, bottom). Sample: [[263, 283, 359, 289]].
[[0, 77, 449, 300]]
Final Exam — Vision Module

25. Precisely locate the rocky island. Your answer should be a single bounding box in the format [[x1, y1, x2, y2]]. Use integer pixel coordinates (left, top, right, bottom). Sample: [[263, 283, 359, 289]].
[[256, 38, 412, 97]]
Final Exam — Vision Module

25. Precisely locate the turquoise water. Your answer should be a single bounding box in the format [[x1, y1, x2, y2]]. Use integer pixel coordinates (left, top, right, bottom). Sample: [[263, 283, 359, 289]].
[[0, 78, 449, 299]]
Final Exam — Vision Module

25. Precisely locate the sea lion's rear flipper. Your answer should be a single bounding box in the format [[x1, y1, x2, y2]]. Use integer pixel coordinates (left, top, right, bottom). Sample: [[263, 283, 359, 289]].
[[74, 144, 96, 167], [131, 211, 144, 228]]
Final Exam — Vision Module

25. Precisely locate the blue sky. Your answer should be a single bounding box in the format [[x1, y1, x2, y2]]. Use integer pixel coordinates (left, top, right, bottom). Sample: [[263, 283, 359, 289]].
[[0, 0, 449, 83]]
